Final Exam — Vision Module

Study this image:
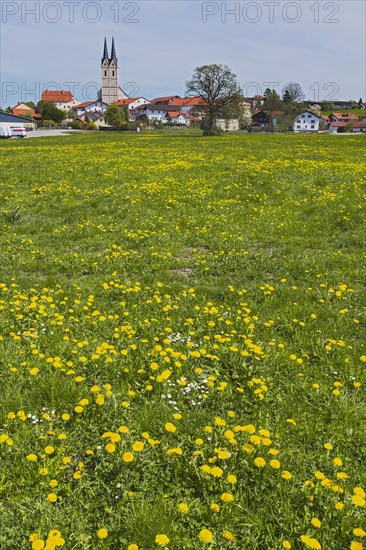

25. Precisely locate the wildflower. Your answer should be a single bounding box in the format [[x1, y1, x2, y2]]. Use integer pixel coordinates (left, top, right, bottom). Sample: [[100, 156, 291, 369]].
[[105, 443, 115, 453], [26, 453, 38, 462], [224, 531, 235, 541], [283, 542, 292, 549], [227, 474, 237, 484], [123, 452, 134, 463], [269, 459, 281, 469], [352, 495, 366, 507], [254, 457, 266, 468], [132, 441, 144, 452], [178, 502, 189, 514], [311, 518, 321, 528], [128, 545, 139, 550], [44, 446, 55, 455], [47, 493, 58, 503], [155, 534, 169, 545], [32, 540, 45, 550], [350, 543, 363, 550], [335, 502, 344, 510], [97, 528, 108, 539], [221, 492, 234, 502], [353, 528, 366, 537], [300, 535, 321, 549], [210, 503, 220, 512], [210, 466, 223, 477], [165, 422, 176, 433], [281, 471, 293, 480], [198, 529, 213, 543]]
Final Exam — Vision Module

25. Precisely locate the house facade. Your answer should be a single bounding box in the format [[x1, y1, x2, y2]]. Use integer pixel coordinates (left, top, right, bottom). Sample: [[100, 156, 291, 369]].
[[41, 90, 80, 110], [294, 112, 321, 132]]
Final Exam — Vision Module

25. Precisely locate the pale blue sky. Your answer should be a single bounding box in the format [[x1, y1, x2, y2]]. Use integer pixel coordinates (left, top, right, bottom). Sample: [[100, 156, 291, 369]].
[[1, 0, 365, 106]]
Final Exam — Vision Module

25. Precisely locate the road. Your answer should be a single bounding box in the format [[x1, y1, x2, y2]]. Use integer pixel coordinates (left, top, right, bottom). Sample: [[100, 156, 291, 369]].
[[23, 129, 79, 139]]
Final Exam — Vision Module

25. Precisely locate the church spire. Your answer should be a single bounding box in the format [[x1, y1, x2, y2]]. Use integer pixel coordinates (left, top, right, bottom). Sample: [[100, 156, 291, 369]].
[[110, 37, 117, 61], [102, 38, 109, 62]]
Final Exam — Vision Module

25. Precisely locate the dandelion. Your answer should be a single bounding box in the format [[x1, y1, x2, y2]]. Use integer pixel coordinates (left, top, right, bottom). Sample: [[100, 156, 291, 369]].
[[123, 452, 134, 463], [26, 453, 38, 461], [220, 492, 234, 502], [300, 535, 321, 549], [97, 528, 108, 539], [47, 493, 58, 503], [155, 534, 169, 545], [311, 518, 321, 528], [178, 502, 189, 514], [165, 422, 176, 433], [269, 459, 281, 469], [32, 540, 45, 550], [350, 543, 363, 550], [283, 542, 292, 549], [132, 441, 144, 452], [254, 457, 266, 468], [353, 528, 366, 537], [128, 545, 139, 550], [281, 471, 293, 480], [198, 529, 213, 543]]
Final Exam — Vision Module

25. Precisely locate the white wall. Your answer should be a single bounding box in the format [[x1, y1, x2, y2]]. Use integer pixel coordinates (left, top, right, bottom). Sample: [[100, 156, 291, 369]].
[[294, 112, 320, 132]]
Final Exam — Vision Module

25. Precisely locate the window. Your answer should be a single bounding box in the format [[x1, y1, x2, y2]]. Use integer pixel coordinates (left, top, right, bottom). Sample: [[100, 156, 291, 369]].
[[301, 114, 305, 118], [112, 71, 115, 76], [104, 71, 107, 76], [308, 114, 311, 118], [311, 120, 315, 123], [297, 125, 301, 128], [311, 125, 315, 128]]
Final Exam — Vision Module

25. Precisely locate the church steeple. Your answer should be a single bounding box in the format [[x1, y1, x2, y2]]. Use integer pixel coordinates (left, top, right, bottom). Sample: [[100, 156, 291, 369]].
[[102, 38, 109, 62], [110, 37, 117, 61], [99, 37, 127, 104]]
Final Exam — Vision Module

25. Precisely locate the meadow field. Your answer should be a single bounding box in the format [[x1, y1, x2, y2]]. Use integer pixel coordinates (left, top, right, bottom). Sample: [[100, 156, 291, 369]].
[[0, 132, 365, 550]]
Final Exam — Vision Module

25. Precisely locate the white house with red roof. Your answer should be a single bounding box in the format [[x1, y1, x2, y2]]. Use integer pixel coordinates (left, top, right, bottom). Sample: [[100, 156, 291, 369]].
[[294, 111, 321, 132], [41, 90, 80, 110], [73, 100, 108, 117]]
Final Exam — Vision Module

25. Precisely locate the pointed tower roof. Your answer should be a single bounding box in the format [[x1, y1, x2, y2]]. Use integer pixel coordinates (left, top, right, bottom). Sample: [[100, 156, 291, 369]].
[[110, 37, 117, 61], [102, 38, 109, 62]]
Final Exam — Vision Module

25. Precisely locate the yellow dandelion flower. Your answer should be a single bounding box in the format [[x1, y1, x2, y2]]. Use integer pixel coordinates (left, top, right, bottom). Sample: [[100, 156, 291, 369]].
[[198, 529, 213, 543]]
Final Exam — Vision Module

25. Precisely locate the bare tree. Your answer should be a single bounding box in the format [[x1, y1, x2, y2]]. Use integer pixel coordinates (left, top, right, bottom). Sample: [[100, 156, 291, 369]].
[[186, 64, 241, 135], [281, 82, 305, 103]]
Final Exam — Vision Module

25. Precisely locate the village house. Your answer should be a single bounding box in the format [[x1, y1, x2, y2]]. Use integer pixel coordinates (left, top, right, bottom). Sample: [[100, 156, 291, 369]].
[[11, 102, 41, 120], [41, 90, 80, 110], [135, 104, 182, 124], [73, 100, 108, 118], [294, 111, 321, 132], [329, 112, 358, 123], [251, 110, 279, 130], [0, 111, 36, 133]]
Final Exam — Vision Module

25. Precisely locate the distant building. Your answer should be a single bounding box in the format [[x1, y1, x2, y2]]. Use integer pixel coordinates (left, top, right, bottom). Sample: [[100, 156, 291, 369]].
[[12, 102, 41, 120], [41, 90, 80, 110], [216, 119, 240, 131], [98, 38, 127, 104], [329, 112, 358, 123], [294, 111, 321, 132], [0, 111, 36, 131]]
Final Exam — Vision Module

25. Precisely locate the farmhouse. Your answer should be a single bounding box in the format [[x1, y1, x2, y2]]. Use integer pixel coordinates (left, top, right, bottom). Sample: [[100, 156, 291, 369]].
[[294, 111, 321, 132], [329, 112, 358, 123], [252, 110, 279, 129], [41, 90, 80, 110], [12, 103, 41, 120]]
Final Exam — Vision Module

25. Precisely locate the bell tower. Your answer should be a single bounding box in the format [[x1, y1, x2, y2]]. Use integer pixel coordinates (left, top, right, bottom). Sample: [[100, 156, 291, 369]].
[[100, 38, 127, 104]]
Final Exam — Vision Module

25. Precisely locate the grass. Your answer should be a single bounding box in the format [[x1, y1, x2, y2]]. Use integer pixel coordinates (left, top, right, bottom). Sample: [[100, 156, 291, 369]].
[[0, 132, 365, 550]]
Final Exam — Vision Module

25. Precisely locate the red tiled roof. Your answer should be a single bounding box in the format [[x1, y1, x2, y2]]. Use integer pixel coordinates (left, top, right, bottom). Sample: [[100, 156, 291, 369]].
[[151, 95, 180, 104], [41, 90, 73, 103], [352, 121, 366, 128], [74, 100, 102, 109], [168, 97, 207, 107], [114, 98, 146, 106], [329, 122, 349, 127], [330, 112, 358, 120], [12, 107, 41, 119], [167, 111, 186, 118]]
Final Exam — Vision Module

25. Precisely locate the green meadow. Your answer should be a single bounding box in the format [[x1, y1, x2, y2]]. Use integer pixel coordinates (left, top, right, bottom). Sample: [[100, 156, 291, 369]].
[[0, 132, 365, 550]]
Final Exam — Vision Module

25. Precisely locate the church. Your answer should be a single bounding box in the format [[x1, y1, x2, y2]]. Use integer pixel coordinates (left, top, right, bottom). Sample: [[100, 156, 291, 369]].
[[98, 38, 128, 104]]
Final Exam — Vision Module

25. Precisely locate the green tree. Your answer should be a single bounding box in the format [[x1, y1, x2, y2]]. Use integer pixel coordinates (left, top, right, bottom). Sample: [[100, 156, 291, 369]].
[[186, 64, 241, 136], [36, 101, 66, 123], [104, 105, 129, 130]]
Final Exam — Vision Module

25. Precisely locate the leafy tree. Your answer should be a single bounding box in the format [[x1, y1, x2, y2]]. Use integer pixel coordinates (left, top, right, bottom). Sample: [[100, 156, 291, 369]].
[[282, 82, 305, 103], [104, 104, 129, 130], [263, 90, 282, 113], [282, 90, 292, 104], [240, 109, 252, 130], [186, 64, 241, 136], [321, 101, 335, 112], [25, 101, 36, 108], [36, 101, 66, 123], [84, 113, 91, 124]]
